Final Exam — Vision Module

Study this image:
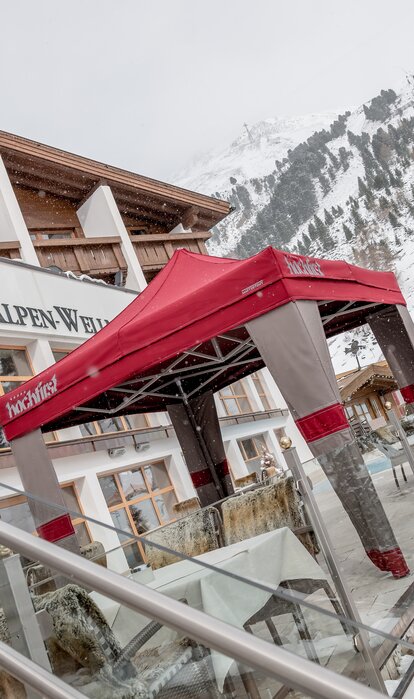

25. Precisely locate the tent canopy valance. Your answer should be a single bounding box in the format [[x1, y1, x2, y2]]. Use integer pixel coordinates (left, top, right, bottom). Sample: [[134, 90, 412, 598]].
[[0, 246, 405, 441]]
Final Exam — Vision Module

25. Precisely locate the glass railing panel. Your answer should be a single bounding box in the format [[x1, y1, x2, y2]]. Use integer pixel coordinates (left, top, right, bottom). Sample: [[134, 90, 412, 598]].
[[2, 481, 414, 694], [300, 444, 414, 668]]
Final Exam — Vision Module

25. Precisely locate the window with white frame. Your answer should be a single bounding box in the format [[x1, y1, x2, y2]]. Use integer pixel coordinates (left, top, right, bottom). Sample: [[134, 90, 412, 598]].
[[238, 433, 268, 475], [219, 380, 253, 415], [0, 347, 33, 449], [251, 371, 273, 410]]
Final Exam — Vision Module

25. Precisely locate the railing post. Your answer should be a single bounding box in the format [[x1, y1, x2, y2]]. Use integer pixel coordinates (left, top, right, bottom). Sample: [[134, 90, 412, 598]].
[[0, 548, 51, 699], [385, 401, 414, 476]]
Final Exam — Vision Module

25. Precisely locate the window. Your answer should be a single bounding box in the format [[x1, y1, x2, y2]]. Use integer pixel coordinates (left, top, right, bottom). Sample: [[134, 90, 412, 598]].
[[99, 461, 177, 569], [0, 347, 32, 395], [251, 372, 273, 410], [0, 347, 33, 450], [354, 402, 370, 418], [219, 380, 252, 415], [29, 229, 76, 241], [238, 434, 268, 475], [0, 346, 58, 446], [370, 398, 381, 418], [52, 348, 150, 434], [61, 483, 91, 547], [0, 483, 91, 546]]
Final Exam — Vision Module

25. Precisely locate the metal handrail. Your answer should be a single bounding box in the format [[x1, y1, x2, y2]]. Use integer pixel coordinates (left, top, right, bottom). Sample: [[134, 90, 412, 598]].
[[0, 638, 85, 699], [0, 521, 384, 699]]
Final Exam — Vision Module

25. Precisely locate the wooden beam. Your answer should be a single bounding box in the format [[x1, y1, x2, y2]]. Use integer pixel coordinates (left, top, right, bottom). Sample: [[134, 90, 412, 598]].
[[33, 236, 121, 248], [181, 206, 199, 229], [7, 174, 85, 201], [0, 130, 231, 222], [128, 231, 211, 244]]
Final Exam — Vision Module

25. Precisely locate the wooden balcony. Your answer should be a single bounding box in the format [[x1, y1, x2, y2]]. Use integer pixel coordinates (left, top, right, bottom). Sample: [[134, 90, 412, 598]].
[[130, 231, 210, 281], [0, 232, 212, 285], [0, 409, 287, 469], [33, 236, 128, 281], [0, 241, 21, 259]]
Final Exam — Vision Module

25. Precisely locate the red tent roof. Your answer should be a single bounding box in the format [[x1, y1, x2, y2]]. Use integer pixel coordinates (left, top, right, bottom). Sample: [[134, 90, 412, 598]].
[[0, 247, 405, 440]]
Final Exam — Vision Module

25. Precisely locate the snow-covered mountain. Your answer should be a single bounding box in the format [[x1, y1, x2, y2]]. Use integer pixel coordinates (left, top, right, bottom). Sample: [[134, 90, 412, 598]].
[[177, 113, 338, 195], [178, 78, 414, 372]]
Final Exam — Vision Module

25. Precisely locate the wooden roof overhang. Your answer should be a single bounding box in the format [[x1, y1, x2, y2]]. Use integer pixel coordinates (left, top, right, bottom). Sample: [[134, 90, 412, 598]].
[[339, 364, 398, 402], [0, 130, 231, 229]]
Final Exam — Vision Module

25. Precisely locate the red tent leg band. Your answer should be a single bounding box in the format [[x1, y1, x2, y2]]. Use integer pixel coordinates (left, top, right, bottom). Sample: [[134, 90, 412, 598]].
[[190, 468, 214, 488], [296, 403, 349, 443], [37, 513, 75, 543], [401, 384, 414, 404], [367, 548, 409, 578]]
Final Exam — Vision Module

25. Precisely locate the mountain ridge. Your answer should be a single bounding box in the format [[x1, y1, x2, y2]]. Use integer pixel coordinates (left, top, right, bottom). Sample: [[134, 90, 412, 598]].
[[178, 78, 414, 372]]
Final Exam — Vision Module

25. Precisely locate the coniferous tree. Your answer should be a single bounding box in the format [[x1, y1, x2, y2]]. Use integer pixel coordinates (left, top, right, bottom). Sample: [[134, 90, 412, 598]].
[[343, 223, 353, 241], [318, 174, 331, 195], [358, 177, 369, 197], [308, 222, 317, 240], [389, 211, 399, 228], [297, 239, 307, 255], [302, 233, 311, 250], [324, 208, 334, 226], [314, 215, 328, 238], [373, 171, 388, 190], [338, 147, 350, 171]]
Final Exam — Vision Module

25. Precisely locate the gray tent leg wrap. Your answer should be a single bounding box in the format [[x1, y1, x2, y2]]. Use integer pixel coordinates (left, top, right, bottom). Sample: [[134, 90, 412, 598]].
[[10, 430, 79, 553], [318, 441, 409, 577], [168, 390, 233, 507], [247, 301, 409, 578], [369, 304, 414, 404]]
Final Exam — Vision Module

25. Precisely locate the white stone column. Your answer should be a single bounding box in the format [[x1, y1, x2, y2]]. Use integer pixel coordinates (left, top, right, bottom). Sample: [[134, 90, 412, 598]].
[[76, 185, 147, 292], [225, 439, 249, 480], [0, 156, 38, 265]]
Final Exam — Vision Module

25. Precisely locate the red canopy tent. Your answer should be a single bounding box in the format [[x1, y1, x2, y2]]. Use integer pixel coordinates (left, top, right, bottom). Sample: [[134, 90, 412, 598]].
[[1, 247, 413, 576]]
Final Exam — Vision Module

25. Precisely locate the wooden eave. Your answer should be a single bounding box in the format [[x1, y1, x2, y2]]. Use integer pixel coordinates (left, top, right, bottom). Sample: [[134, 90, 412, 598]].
[[339, 364, 397, 402], [0, 130, 231, 229]]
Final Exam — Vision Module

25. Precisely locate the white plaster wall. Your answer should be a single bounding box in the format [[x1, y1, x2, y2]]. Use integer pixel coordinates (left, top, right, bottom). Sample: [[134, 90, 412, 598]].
[[26, 338, 83, 441], [0, 156, 38, 265], [0, 258, 137, 343], [77, 185, 147, 292], [223, 439, 248, 480]]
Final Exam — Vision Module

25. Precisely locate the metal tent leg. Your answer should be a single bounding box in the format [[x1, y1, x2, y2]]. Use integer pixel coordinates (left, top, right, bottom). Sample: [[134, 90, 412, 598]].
[[10, 429, 79, 553]]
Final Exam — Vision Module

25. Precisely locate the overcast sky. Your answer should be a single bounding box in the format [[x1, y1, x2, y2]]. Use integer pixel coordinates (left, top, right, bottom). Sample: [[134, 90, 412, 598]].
[[1, 0, 414, 181]]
